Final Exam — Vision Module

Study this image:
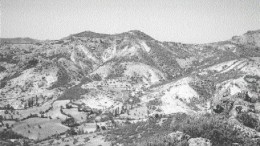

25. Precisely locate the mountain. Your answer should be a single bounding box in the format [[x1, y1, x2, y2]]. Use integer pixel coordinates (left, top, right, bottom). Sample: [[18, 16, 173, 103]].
[[0, 29, 260, 145], [0, 37, 40, 44]]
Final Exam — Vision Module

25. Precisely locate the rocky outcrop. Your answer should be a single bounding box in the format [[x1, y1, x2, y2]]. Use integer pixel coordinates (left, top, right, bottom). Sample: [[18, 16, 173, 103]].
[[167, 131, 190, 143], [188, 137, 212, 146]]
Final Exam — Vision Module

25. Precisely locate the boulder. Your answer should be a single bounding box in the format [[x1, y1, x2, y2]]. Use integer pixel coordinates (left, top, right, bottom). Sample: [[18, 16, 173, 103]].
[[167, 131, 190, 143], [188, 137, 212, 146]]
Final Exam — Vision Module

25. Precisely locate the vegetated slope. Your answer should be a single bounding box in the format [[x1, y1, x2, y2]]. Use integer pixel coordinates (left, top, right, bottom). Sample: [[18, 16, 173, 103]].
[[0, 29, 260, 145], [0, 37, 40, 44]]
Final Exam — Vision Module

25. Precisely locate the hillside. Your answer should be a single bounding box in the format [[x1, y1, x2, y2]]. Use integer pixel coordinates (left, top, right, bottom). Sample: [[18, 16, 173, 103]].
[[0, 38, 40, 44], [0, 29, 260, 145]]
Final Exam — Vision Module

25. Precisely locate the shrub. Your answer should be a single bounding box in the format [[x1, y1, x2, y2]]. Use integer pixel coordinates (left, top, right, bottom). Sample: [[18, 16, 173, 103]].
[[107, 117, 173, 145], [49, 67, 70, 89], [25, 59, 38, 69], [237, 112, 259, 129], [140, 133, 189, 146], [84, 137, 90, 142], [91, 73, 102, 81], [0, 65, 6, 72], [171, 113, 257, 145], [67, 128, 77, 135], [73, 138, 78, 144], [0, 129, 25, 140], [147, 98, 162, 110]]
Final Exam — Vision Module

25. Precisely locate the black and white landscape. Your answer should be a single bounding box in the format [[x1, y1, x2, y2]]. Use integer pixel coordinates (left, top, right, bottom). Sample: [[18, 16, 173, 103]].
[[1, 0, 260, 146], [1, 29, 260, 146]]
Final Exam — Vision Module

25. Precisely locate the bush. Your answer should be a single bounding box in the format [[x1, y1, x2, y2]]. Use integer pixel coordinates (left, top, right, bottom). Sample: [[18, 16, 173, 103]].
[[0, 129, 25, 140], [49, 67, 70, 89], [67, 128, 77, 135], [171, 113, 258, 145], [26, 59, 38, 69], [90, 73, 102, 81], [0, 65, 6, 72], [140, 133, 189, 146], [237, 112, 259, 129], [107, 117, 173, 145]]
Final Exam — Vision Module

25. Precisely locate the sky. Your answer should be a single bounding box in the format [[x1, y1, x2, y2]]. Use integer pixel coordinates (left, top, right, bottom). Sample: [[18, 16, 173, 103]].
[[1, 0, 260, 43]]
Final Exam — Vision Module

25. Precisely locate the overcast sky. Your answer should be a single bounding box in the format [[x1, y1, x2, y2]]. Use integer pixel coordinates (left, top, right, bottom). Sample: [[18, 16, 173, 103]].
[[1, 0, 260, 43]]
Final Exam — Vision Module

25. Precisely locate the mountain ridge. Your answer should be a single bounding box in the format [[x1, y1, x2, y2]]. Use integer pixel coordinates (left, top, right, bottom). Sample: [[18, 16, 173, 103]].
[[2, 29, 260, 45]]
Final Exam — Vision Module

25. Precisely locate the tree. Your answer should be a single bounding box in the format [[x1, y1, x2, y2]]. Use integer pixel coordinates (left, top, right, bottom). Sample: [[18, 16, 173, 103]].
[[154, 114, 160, 119], [91, 73, 102, 81], [23, 139, 30, 146], [36, 96, 39, 106], [5, 104, 11, 110], [6, 123, 9, 129], [66, 104, 72, 109], [68, 128, 77, 135], [0, 115, 3, 124], [96, 125, 100, 131], [101, 126, 106, 130], [28, 98, 34, 107]]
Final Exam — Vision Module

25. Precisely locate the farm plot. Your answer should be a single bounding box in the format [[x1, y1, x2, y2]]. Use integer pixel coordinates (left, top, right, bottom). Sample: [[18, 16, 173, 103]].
[[12, 118, 69, 140], [45, 100, 70, 120], [15, 102, 52, 119], [120, 106, 148, 120], [77, 123, 97, 133], [79, 93, 116, 110], [37, 133, 110, 146], [62, 108, 88, 123]]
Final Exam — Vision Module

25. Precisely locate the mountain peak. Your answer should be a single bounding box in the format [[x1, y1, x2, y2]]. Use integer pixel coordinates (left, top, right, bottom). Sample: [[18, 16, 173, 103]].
[[122, 30, 154, 40], [64, 31, 110, 39], [231, 29, 260, 47], [63, 30, 155, 41], [128, 30, 145, 34]]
